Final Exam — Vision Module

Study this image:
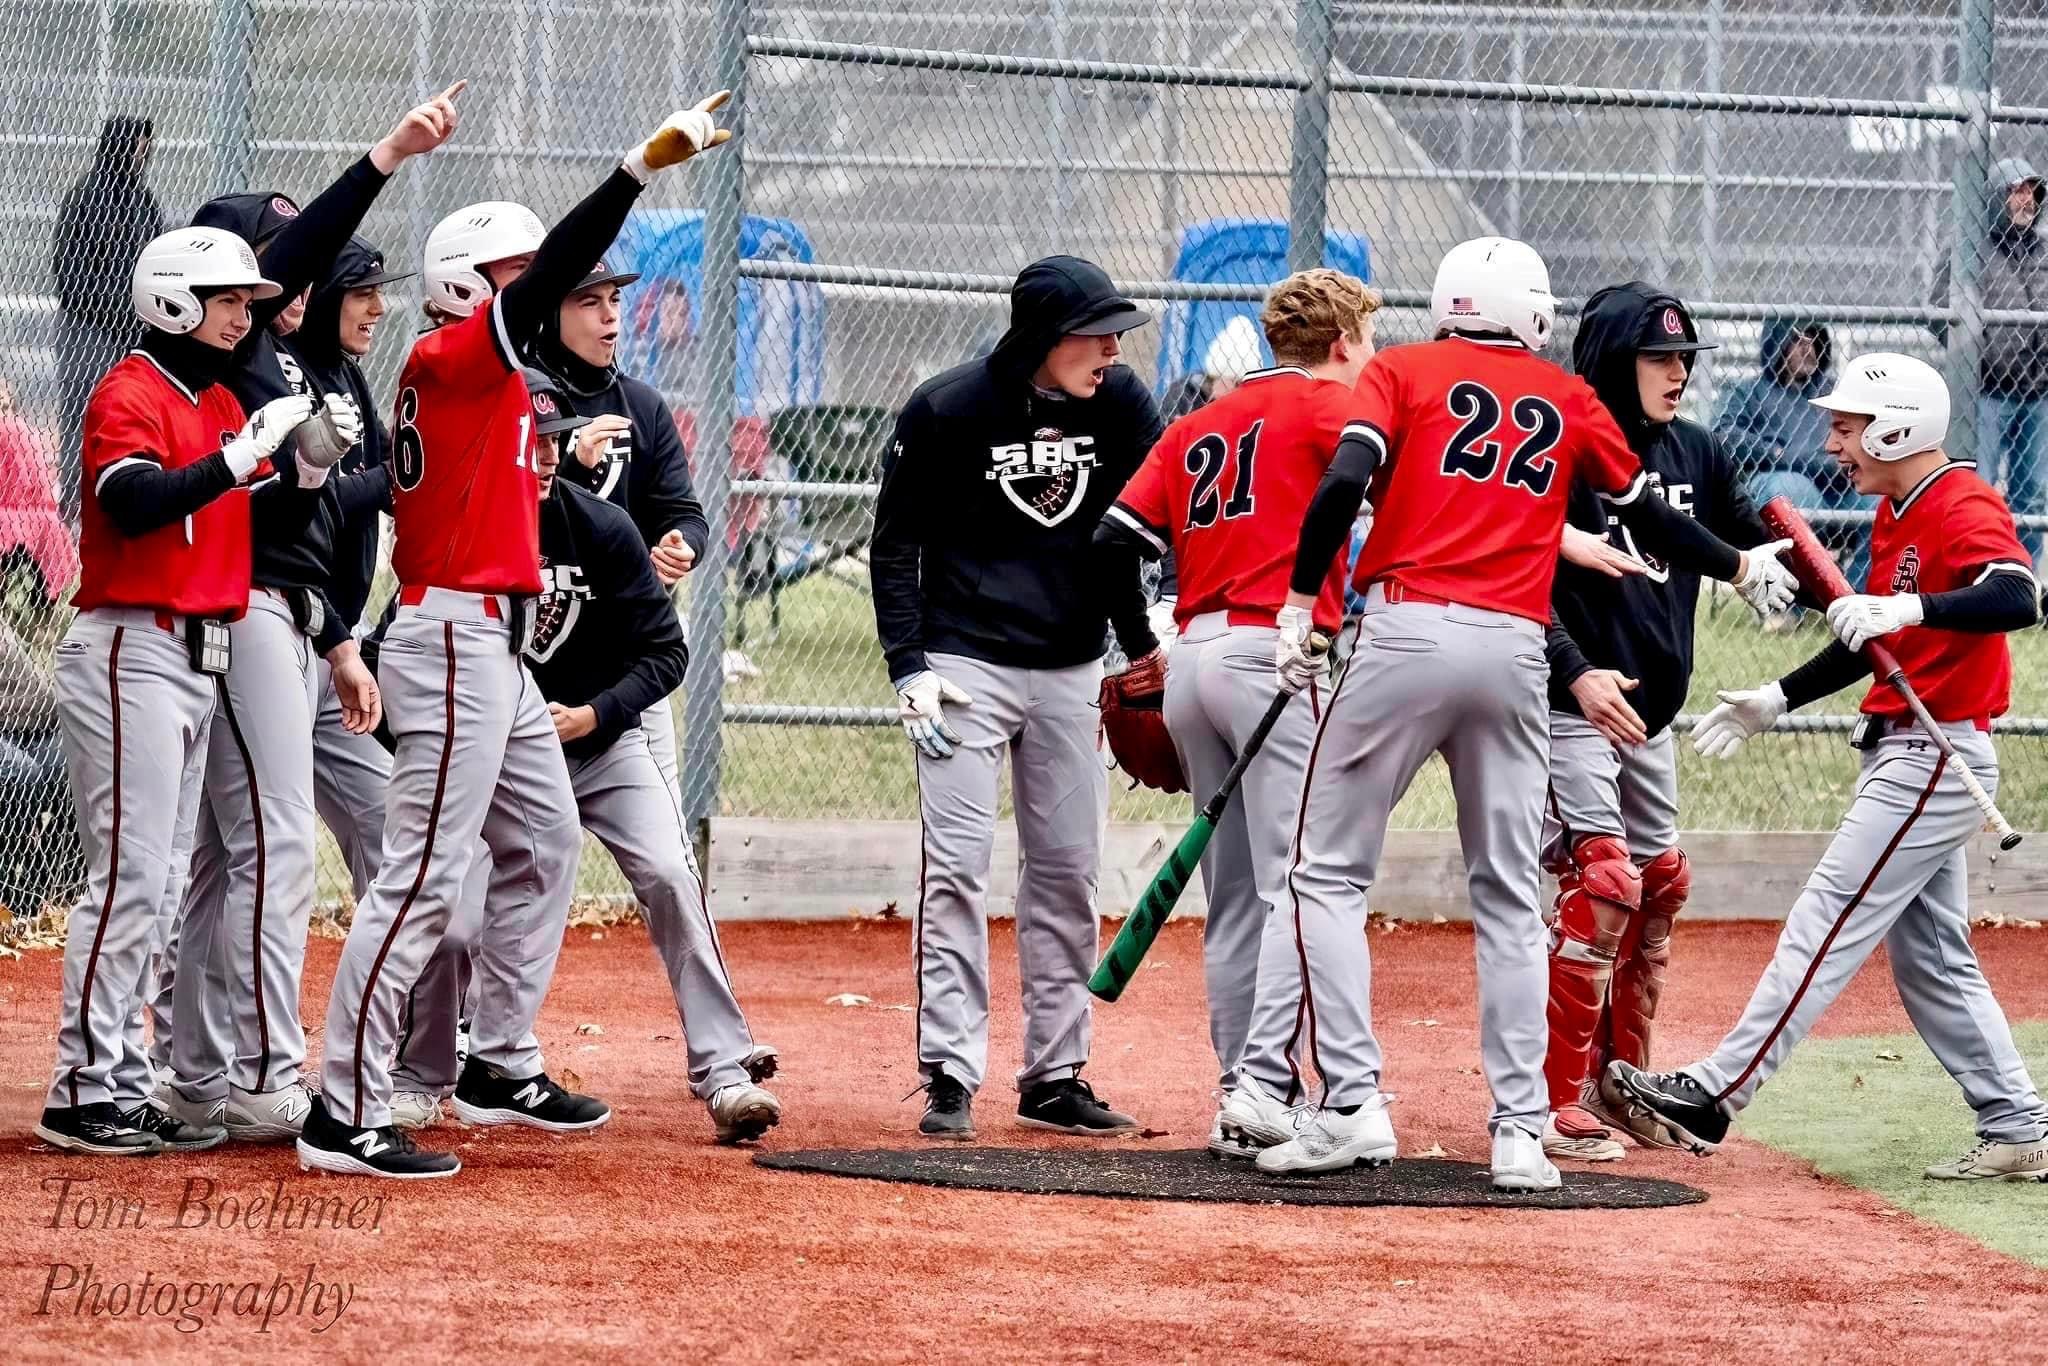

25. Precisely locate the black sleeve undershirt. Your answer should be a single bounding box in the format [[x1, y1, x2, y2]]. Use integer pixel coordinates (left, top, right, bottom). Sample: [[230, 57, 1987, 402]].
[[1289, 429, 1382, 597], [1608, 492, 1742, 580], [97, 455, 236, 536]]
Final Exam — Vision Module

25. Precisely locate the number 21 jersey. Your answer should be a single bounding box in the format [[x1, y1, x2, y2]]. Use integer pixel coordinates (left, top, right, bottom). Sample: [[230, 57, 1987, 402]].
[[1348, 336, 1644, 625], [389, 298, 544, 595]]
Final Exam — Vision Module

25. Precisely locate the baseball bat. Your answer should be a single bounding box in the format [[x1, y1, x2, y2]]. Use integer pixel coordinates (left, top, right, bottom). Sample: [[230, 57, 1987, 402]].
[[1759, 497, 2021, 850], [1088, 687, 1297, 1003]]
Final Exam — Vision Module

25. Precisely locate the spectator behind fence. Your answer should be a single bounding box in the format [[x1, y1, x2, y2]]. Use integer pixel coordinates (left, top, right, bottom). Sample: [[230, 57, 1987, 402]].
[[0, 614, 81, 915], [1715, 317, 1871, 589], [1160, 314, 1266, 422], [50, 115, 161, 525], [1933, 156, 2048, 558], [0, 378, 80, 602]]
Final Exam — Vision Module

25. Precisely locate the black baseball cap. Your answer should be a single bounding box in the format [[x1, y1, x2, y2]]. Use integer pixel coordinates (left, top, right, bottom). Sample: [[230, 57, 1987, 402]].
[[191, 192, 302, 252], [522, 368, 591, 436], [571, 257, 640, 293], [1063, 295, 1152, 337], [1636, 300, 1718, 354]]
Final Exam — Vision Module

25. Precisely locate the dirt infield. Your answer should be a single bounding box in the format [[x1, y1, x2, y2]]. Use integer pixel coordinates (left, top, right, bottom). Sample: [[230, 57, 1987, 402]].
[[5, 918, 2047, 1363]]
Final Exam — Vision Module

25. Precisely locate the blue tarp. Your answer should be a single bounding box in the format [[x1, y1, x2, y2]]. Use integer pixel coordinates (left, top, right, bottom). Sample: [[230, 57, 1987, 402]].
[[607, 211, 826, 417], [1153, 219, 1373, 392]]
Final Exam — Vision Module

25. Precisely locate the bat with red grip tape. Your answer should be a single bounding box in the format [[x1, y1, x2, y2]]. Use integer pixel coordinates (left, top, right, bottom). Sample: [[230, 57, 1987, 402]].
[[1758, 496, 2021, 850]]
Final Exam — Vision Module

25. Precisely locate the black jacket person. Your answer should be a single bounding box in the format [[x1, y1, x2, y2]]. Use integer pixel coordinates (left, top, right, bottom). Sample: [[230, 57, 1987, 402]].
[[1548, 283, 1771, 739]]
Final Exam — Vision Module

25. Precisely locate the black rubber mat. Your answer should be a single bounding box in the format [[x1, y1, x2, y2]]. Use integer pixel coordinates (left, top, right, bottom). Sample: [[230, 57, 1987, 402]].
[[754, 1147, 1706, 1210]]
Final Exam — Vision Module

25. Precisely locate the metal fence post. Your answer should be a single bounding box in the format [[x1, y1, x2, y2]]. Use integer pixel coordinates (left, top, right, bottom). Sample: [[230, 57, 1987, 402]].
[[1945, 0, 1995, 464], [205, 0, 256, 194], [682, 0, 749, 865], [1288, 0, 1332, 273]]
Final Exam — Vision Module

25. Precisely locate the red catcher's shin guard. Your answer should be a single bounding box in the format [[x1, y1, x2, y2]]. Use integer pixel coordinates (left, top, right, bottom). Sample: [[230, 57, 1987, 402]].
[[1543, 837, 1641, 1112], [1609, 846, 1689, 1070]]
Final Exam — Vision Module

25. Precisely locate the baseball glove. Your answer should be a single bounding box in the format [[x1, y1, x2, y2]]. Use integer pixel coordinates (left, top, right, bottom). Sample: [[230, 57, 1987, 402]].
[[1098, 650, 1186, 794]]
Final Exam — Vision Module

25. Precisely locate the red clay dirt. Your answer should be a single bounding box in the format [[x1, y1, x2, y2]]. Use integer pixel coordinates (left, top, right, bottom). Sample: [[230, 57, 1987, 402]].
[[4, 918, 2046, 1364]]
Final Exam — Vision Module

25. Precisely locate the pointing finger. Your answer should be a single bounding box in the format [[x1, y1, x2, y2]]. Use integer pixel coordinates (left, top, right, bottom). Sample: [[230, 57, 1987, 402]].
[[696, 89, 731, 113], [439, 79, 468, 103]]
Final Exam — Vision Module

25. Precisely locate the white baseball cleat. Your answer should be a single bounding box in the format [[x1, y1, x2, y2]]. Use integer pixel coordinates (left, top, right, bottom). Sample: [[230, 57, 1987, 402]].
[[389, 1089, 444, 1132], [225, 1082, 314, 1143], [153, 1082, 228, 1133], [1208, 1076, 1299, 1160], [708, 1082, 782, 1144], [1542, 1106, 1625, 1163], [1254, 1094, 1396, 1175], [1925, 1135, 2048, 1182], [1492, 1123, 1562, 1192]]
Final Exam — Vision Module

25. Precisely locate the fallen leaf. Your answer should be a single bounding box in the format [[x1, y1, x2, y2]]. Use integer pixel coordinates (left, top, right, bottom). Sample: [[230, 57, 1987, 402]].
[[1430, 914, 1448, 925], [1852, 1074, 1865, 1089], [559, 1067, 584, 1091], [1874, 1049, 1903, 1062], [876, 901, 901, 921], [1876, 1209, 1904, 1218], [1406, 1018, 1441, 1028], [826, 993, 872, 1007], [1414, 1143, 1449, 1159], [1393, 1279, 1416, 1288], [577, 1022, 604, 1036]]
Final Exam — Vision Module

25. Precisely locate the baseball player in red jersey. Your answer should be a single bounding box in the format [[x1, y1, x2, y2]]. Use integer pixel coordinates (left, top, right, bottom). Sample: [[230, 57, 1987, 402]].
[[1251, 238, 1798, 1190], [35, 227, 333, 1155], [301, 95, 733, 1179], [1097, 269, 1378, 1156], [1608, 355, 2048, 1181]]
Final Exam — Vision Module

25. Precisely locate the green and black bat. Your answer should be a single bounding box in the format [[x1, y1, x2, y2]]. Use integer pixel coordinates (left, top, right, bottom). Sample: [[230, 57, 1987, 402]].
[[1089, 687, 1296, 1002]]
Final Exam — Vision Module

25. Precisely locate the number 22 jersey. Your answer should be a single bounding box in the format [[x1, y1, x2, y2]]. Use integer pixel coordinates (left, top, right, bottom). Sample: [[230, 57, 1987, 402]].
[[388, 298, 544, 596], [1348, 336, 1645, 625]]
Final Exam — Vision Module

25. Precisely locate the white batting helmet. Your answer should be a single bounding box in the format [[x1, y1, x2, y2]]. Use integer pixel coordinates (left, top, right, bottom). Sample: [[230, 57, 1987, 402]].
[[130, 226, 281, 334], [1811, 352, 1950, 461], [1430, 236, 1558, 352], [422, 201, 545, 318]]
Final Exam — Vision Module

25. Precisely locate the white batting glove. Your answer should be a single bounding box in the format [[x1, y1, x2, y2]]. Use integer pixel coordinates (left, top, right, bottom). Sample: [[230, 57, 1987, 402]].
[[1825, 593, 1923, 652], [1274, 604, 1329, 696], [895, 669, 973, 760], [295, 393, 364, 476], [1692, 681, 1787, 760], [223, 394, 318, 480], [624, 92, 732, 181], [1731, 539, 1798, 616]]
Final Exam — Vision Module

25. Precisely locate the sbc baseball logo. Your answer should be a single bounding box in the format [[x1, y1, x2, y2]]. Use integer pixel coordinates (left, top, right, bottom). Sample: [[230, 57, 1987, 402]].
[[986, 428, 1098, 528], [526, 560, 591, 664], [1892, 546, 1921, 593]]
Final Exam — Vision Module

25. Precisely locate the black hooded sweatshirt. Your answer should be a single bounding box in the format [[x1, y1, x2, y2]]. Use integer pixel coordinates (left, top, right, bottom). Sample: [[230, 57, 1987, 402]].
[[271, 236, 399, 653], [1547, 284, 1769, 737], [871, 256, 1162, 680], [53, 116, 162, 331], [533, 312, 708, 558]]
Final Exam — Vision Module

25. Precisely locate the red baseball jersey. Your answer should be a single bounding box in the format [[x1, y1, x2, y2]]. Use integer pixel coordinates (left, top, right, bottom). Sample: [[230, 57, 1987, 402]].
[[1108, 367, 1351, 631], [1347, 338, 1645, 624], [389, 299, 543, 595], [75, 352, 253, 617], [1861, 462, 2030, 724]]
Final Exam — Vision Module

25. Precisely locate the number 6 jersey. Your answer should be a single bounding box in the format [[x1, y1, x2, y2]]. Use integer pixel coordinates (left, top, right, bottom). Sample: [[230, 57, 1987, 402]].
[[387, 297, 545, 595], [1108, 365, 1354, 633], [1346, 336, 1644, 625]]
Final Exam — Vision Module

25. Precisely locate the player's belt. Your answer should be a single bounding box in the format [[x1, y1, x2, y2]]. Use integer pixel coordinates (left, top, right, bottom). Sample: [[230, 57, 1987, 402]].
[[1365, 580, 1454, 608], [1852, 712, 1993, 748], [258, 585, 326, 641], [397, 584, 505, 620]]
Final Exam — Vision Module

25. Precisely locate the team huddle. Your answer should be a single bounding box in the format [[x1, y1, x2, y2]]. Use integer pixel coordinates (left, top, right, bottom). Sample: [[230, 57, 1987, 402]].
[[882, 243, 2048, 1189], [37, 84, 781, 1180], [31, 76, 2048, 1191]]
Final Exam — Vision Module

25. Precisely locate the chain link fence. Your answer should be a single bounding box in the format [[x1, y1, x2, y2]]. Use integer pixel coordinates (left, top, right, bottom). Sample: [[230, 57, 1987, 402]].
[[2, 0, 2045, 917]]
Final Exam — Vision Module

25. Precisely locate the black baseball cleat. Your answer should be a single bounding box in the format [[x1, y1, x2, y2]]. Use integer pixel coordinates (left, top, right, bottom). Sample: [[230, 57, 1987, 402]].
[[35, 1103, 163, 1156], [916, 1068, 975, 1141], [123, 1102, 227, 1152], [295, 1094, 461, 1180], [1601, 1061, 1730, 1154], [452, 1059, 612, 1132], [1018, 1075, 1141, 1137]]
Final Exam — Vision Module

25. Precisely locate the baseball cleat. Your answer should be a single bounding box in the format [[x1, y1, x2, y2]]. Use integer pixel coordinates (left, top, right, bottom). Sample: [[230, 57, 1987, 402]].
[[126, 1100, 227, 1152], [916, 1068, 975, 1141], [1601, 1061, 1729, 1154], [1255, 1095, 1396, 1175], [743, 1043, 780, 1084], [1492, 1123, 1562, 1192], [1017, 1076, 1140, 1137], [1542, 1105, 1625, 1163], [296, 1094, 460, 1180], [1924, 1135, 2048, 1182], [1208, 1076, 1299, 1160], [452, 1060, 612, 1132], [388, 1089, 444, 1132], [225, 1082, 314, 1143], [153, 1082, 230, 1135], [35, 1103, 163, 1157], [708, 1082, 782, 1144]]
